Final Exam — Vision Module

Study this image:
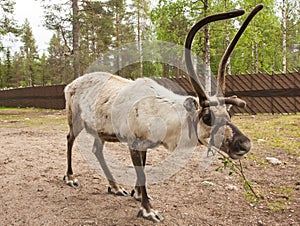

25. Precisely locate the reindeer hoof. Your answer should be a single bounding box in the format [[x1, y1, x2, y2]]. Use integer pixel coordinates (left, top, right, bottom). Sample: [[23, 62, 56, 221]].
[[137, 207, 164, 223], [64, 175, 80, 187], [108, 186, 128, 196]]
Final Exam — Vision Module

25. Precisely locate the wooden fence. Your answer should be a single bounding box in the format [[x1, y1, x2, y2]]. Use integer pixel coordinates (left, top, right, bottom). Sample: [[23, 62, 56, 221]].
[[0, 72, 299, 114], [155, 72, 300, 114], [0, 85, 65, 109], [226, 72, 300, 114]]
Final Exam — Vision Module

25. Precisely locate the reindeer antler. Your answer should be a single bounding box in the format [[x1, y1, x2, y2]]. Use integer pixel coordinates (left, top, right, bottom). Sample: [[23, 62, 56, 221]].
[[218, 4, 264, 95], [185, 10, 245, 105]]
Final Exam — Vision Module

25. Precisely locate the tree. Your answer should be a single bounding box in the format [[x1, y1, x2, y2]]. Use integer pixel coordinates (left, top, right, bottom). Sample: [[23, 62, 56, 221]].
[[201, 0, 212, 93], [80, 0, 115, 69], [4, 47, 13, 87], [20, 19, 39, 86], [109, 0, 135, 76], [72, 0, 80, 79], [36, 53, 48, 86], [280, 0, 300, 71], [130, 0, 151, 77], [11, 52, 25, 87], [0, 0, 19, 74], [0, 0, 19, 42], [282, 0, 287, 73], [0, 58, 3, 87], [41, 0, 79, 79], [151, 0, 191, 77], [47, 32, 72, 84], [228, 0, 281, 74]]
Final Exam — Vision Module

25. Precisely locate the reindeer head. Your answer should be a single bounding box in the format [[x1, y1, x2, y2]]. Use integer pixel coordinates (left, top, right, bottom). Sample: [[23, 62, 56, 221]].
[[184, 4, 263, 159]]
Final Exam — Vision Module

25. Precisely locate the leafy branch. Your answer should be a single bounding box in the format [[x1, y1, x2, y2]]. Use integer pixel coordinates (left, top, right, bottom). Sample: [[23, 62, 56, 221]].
[[213, 147, 260, 200]]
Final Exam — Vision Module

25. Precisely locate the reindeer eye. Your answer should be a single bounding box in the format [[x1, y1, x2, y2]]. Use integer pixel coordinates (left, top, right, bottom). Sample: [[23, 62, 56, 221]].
[[202, 109, 215, 126]]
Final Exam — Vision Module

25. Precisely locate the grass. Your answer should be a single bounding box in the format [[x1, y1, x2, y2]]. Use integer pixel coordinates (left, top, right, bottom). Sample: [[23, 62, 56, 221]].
[[267, 186, 294, 211], [232, 114, 300, 156], [0, 107, 67, 130]]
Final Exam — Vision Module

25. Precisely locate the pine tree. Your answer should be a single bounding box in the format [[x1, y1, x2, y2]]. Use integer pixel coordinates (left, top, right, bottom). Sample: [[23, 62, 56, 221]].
[[20, 19, 39, 86], [0, 0, 19, 40], [4, 47, 13, 87], [11, 52, 25, 87], [41, 0, 79, 79], [47, 32, 72, 84]]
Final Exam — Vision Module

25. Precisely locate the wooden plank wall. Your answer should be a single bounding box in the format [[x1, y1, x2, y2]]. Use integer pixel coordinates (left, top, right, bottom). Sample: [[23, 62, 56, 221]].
[[154, 72, 300, 114], [0, 85, 65, 109], [0, 72, 299, 114]]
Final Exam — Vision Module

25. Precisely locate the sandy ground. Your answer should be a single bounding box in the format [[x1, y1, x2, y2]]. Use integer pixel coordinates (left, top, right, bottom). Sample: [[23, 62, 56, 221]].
[[0, 109, 299, 225]]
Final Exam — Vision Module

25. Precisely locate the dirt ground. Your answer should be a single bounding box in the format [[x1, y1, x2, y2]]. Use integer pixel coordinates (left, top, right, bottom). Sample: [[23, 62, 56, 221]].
[[0, 109, 299, 226]]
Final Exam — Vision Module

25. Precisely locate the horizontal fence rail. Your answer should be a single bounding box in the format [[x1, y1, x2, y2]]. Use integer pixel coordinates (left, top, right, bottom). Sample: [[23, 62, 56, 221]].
[[0, 72, 299, 114]]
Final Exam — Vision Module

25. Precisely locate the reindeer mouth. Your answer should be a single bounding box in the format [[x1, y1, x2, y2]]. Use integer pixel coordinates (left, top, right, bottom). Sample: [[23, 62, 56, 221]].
[[228, 141, 252, 159], [228, 152, 246, 160]]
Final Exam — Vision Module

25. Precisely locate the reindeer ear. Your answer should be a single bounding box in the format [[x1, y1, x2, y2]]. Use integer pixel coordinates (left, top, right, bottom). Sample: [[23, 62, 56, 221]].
[[183, 97, 199, 112]]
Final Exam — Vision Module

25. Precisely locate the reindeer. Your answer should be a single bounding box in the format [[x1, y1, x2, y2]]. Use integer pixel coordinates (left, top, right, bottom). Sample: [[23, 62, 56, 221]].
[[63, 4, 263, 223]]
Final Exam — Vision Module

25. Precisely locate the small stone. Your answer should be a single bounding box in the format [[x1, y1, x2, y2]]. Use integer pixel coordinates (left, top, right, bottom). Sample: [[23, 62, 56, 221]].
[[266, 157, 282, 165], [257, 220, 263, 226], [202, 181, 216, 186], [226, 184, 238, 191]]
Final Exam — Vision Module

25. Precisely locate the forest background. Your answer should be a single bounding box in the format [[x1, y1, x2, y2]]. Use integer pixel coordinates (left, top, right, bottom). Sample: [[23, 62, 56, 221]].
[[0, 0, 299, 88]]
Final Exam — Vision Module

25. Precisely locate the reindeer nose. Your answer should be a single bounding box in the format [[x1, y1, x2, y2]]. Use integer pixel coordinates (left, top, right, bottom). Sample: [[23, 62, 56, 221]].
[[237, 138, 251, 153]]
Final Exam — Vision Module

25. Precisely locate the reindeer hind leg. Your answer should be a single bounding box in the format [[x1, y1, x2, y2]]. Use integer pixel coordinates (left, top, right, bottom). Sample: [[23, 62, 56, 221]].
[[64, 130, 80, 187], [93, 137, 128, 196]]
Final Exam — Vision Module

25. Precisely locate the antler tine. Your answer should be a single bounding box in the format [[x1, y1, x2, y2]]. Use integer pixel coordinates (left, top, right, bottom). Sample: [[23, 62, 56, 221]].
[[217, 3, 264, 95], [185, 9, 245, 105]]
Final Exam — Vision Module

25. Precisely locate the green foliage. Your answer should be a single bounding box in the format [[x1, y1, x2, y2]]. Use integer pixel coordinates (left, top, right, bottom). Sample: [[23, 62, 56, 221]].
[[0, 0, 19, 38], [215, 157, 235, 176], [0, 0, 299, 87], [151, 0, 191, 45], [215, 154, 260, 202], [20, 20, 39, 87]]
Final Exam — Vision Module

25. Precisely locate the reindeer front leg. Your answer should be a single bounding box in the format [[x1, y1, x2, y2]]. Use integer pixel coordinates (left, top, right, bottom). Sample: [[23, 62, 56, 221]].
[[131, 150, 147, 201], [130, 149, 163, 223]]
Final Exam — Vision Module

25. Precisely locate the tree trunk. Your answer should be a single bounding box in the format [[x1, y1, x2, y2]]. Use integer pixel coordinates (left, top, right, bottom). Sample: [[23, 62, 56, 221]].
[[72, 0, 80, 79], [115, 7, 120, 75], [203, 0, 211, 95], [224, 0, 231, 75], [137, 0, 143, 77], [251, 40, 255, 73], [282, 0, 287, 73]]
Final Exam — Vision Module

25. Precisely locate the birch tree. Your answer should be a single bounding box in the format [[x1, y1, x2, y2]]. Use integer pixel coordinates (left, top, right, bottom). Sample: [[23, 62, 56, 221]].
[[130, 0, 150, 77], [280, 0, 300, 72], [282, 0, 287, 73]]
